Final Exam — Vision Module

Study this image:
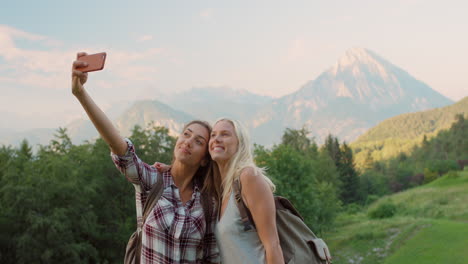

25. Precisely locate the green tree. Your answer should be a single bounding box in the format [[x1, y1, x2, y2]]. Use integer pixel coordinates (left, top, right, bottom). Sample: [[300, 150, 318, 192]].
[[255, 129, 341, 233], [129, 122, 175, 163], [322, 135, 360, 204], [338, 143, 360, 204], [322, 134, 342, 166], [281, 127, 318, 158], [0, 124, 176, 263]]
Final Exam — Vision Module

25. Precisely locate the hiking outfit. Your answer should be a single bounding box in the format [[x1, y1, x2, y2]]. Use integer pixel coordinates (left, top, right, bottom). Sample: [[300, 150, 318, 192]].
[[112, 139, 220, 264], [215, 192, 265, 264]]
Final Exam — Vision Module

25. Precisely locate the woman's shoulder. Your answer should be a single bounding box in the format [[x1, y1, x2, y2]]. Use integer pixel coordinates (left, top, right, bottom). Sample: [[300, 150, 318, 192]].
[[239, 167, 267, 189], [240, 166, 256, 177]]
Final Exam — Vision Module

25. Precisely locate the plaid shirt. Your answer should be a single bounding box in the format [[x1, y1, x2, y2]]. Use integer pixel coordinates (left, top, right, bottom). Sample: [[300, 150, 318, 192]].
[[111, 139, 220, 264]]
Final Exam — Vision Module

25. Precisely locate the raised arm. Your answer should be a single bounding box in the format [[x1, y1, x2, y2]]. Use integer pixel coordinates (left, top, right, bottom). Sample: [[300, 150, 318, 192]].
[[72, 52, 127, 155], [240, 168, 284, 264]]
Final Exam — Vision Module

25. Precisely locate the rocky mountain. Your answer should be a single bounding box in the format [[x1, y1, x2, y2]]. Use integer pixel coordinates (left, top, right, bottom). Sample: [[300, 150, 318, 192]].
[[66, 100, 196, 143], [165, 86, 273, 122], [3, 48, 456, 148], [249, 48, 453, 145], [114, 100, 195, 137]]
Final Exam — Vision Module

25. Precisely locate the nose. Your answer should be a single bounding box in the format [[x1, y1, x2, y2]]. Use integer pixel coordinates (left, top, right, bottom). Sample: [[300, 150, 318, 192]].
[[183, 137, 193, 148], [211, 134, 221, 143]]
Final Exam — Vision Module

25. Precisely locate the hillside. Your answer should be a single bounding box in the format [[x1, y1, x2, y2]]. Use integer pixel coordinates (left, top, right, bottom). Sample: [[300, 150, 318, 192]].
[[355, 96, 468, 142], [325, 171, 468, 264], [352, 97, 468, 167], [114, 100, 195, 137], [165, 86, 272, 124]]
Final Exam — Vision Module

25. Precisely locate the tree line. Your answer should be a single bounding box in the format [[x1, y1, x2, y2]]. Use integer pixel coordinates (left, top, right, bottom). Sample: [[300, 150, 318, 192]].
[[359, 114, 467, 195], [1, 115, 466, 263]]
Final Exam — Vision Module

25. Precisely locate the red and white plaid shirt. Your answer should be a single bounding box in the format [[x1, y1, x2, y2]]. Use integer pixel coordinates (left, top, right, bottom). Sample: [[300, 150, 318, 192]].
[[111, 139, 220, 264]]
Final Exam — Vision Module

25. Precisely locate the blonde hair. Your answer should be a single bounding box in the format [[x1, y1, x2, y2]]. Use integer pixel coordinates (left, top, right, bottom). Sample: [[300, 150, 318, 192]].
[[215, 118, 275, 202]]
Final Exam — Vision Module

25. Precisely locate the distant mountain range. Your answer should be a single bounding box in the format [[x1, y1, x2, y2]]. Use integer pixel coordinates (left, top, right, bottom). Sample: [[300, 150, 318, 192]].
[[249, 48, 453, 144], [1, 48, 456, 149]]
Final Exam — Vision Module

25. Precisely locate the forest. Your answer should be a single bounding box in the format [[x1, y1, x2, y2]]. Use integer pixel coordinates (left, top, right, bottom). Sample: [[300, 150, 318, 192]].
[[0, 115, 466, 263]]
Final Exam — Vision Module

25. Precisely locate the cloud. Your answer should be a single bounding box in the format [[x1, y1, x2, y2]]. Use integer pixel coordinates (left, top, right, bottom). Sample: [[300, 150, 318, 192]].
[[199, 8, 215, 21], [0, 26, 71, 92], [0, 25, 164, 92], [0, 24, 47, 42], [0, 25, 170, 130], [0, 25, 63, 59], [137, 35, 153, 42]]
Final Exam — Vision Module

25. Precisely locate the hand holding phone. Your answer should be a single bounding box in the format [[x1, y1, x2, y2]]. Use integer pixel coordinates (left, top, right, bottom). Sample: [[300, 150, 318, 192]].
[[77, 52, 107, 73]]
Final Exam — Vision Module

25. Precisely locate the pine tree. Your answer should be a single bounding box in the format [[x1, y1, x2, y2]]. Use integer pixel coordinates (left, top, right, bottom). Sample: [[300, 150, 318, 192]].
[[338, 143, 360, 204]]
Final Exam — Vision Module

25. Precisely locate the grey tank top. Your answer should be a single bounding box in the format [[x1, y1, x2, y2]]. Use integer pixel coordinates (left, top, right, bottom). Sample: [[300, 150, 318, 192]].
[[215, 192, 266, 264]]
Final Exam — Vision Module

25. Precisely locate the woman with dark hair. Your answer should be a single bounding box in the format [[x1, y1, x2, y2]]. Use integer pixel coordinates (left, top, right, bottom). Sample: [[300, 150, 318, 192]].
[[72, 52, 219, 264]]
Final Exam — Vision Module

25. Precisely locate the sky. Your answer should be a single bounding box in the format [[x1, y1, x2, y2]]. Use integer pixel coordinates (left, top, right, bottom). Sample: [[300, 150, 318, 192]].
[[1, 0, 467, 130]]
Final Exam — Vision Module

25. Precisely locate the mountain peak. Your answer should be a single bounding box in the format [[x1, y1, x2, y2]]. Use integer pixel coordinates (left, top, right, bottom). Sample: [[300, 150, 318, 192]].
[[340, 47, 374, 64], [332, 47, 391, 76], [289, 47, 452, 113]]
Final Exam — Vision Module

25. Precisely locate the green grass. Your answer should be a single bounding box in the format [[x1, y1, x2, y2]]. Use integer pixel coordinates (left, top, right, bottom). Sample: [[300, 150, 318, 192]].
[[324, 171, 468, 264], [384, 220, 468, 264], [426, 170, 468, 187], [325, 215, 421, 264], [368, 171, 468, 221]]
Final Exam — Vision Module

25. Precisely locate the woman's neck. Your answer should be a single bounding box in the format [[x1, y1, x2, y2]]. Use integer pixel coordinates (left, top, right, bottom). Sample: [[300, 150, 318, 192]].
[[171, 161, 198, 192], [216, 160, 230, 182]]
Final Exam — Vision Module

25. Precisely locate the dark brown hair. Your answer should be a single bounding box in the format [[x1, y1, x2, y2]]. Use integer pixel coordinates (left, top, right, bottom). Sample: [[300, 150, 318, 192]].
[[178, 120, 220, 220], [175, 120, 218, 196]]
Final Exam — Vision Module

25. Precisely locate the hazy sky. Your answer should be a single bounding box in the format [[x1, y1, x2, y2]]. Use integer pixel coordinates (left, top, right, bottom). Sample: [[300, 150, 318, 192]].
[[1, 0, 467, 130]]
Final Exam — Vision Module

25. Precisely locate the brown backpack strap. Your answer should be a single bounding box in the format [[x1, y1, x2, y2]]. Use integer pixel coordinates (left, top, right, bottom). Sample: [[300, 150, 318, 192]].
[[130, 173, 164, 264], [142, 172, 164, 224], [233, 179, 256, 231]]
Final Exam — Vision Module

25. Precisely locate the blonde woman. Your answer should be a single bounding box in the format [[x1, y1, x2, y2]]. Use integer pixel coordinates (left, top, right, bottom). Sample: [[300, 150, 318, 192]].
[[209, 118, 283, 264]]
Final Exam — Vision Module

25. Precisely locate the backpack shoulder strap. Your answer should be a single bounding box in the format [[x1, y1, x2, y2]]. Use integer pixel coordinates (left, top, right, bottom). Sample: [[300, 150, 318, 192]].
[[233, 179, 256, 231], [141, 172, 164, 224], [275, 196, 304, 221]]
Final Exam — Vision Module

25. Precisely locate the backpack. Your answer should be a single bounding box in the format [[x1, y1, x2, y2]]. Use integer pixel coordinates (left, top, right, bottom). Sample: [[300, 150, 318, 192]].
[[233, 180, 332, 264], [124, 174, 164, 264], [124, 173, 213, 264]]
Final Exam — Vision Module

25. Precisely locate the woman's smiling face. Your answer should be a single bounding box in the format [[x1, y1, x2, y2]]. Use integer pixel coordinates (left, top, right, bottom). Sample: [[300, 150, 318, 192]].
[[209, 120, 239, 164], [174, 123, 210, 167]]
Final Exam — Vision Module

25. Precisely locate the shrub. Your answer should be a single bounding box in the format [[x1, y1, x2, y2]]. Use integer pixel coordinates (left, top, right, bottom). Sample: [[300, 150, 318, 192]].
[[368, 202, 397, 219], [423, 168, 438, 184], [446, 171, 459, 179], [345, 203, 362, 214], [365, 194, 379, 206]]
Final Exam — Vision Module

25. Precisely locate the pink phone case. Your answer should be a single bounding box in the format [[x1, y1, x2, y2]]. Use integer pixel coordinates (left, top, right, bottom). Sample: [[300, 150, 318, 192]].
[[78, 52, 106, 72]]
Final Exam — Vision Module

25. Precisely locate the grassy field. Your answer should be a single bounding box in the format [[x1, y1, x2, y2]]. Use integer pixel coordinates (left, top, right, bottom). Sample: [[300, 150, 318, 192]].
[[383, 219, 468, 264], [324, 170, 468, 264]]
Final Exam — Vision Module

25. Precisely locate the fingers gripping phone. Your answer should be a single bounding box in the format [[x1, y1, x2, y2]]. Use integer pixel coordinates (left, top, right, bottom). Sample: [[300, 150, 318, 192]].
[[78, 52, 107, 72]]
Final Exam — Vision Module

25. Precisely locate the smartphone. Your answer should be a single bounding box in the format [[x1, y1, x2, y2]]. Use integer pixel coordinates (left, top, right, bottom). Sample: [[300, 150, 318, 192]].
[[78, 52, 107, 72]]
